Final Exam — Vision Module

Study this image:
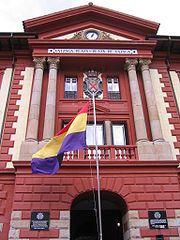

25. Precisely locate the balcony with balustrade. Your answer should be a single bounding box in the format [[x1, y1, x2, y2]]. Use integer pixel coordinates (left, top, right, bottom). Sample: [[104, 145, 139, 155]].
[[63, 145, 138, 163]]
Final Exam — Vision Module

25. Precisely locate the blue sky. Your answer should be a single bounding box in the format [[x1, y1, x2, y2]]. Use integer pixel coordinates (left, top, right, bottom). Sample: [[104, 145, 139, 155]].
[[0, 0, 179, 35]]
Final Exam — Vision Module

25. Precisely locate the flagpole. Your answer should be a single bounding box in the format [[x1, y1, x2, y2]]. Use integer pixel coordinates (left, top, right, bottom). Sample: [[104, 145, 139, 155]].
[[92, 92, 103, 240]]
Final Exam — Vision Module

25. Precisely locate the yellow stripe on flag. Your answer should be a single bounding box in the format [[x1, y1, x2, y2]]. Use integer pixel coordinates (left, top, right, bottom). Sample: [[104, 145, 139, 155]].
[[67, 113, 87, 135], [33, 132, 66, 159]]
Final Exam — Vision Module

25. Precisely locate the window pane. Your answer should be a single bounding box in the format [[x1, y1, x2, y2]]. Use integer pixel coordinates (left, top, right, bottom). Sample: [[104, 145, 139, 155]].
[[112, 124, 126, 145], [107, 77, 119, 92], [71, 82, 77, 91], [64, 77, 77, 98], [107, 83, 113, 91], [113, 82, 119, 91], [86, 124, 104, 145], [66, 79, 71, 83], [65, 77, 77, 91], [65, 81, 70, 91]]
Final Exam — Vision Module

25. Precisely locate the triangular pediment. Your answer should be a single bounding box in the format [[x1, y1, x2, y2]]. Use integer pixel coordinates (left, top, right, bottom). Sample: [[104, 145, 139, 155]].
[[51, 28, 131, 41], [23, 4, 159, 41]]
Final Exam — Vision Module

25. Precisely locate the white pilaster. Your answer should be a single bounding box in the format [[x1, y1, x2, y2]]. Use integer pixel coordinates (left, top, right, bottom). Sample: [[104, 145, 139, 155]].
[[125, 58, 148, 142], [26, 57, 45, 141], [43, 57, 59, 140], [139, 59, 164, 142], [0, 68, 12, 137]]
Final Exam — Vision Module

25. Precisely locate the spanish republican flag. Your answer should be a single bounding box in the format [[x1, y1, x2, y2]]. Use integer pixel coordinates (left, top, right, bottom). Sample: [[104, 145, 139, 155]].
[[31, 102, 90, 174]]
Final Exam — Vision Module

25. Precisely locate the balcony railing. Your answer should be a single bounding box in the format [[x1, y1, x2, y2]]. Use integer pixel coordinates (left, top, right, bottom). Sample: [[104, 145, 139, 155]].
[[64, 91, 77, 99], [63, 145, 137, 161], [108, 92, 120, 99]]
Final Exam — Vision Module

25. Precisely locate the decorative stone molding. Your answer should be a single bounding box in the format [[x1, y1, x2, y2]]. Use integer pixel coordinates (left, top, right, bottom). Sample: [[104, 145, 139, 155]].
[[139, 59, 151, 71], [33, 57, 46, 70], [48, 57, 60, 69], [71, 29, 113, 40], [125, 58, 138, 71]]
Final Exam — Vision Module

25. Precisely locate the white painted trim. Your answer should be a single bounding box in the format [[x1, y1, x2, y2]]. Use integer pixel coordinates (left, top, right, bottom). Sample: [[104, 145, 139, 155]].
[[0, 68, 12, 137], [150, 69, 178, 160], [169, 71, 180, 113], [10, 67, 34, 161]]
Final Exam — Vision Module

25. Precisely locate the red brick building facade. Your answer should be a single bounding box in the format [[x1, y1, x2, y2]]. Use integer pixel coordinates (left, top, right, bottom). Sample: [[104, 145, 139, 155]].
[[0, 3, 180, 240]]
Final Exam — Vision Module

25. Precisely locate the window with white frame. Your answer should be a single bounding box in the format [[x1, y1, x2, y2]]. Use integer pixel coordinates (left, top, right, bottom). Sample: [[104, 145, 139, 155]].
[[107, 77, 120, 99], [86, 124, 104, 145], [64, 77, 77, 99], [112, 124, 126, 145]]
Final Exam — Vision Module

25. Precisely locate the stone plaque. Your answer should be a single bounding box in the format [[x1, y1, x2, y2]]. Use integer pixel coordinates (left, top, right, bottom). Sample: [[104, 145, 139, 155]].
[[30, 211, 50, 230], [156, 235, 164, 240], [148, 211, 168, 229]]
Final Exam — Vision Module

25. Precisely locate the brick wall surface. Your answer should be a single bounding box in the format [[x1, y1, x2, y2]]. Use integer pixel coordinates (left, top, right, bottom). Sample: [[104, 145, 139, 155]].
[[0, 173, 15, 240], [0, 65, 25, 167], [7, 169, 180, 239], [158, 67, 180, 161]]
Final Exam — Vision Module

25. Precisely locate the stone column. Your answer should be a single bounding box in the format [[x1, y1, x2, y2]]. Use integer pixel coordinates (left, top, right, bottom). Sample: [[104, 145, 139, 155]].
[[26, 57, 45, 140], [43, 57, 59, 140], [139, 59, 164, 141], [104, 120, 112, 145], [125, 58, 148, 142]]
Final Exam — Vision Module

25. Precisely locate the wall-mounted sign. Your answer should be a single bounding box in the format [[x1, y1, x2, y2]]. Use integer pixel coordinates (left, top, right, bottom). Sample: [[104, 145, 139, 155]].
[[156, 235, 164, 240], [148, 211, 168, 229], [48, 48, 138, 55], [30, 211, 50, 230]]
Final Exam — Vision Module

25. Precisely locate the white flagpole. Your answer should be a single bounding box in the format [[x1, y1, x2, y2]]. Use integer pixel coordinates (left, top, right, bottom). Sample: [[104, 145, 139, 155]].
[[92, 92, 103, 240]]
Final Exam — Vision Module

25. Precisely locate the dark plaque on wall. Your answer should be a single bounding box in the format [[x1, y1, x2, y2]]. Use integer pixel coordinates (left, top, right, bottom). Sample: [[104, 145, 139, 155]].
[[148, 211, 168, 229], [156, 235, 164, 240], [30, 211, 50, 230]]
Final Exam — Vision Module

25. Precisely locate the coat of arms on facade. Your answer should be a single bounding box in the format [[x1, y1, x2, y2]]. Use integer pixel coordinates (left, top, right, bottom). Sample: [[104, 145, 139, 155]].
[[83, 70, 103, 98]]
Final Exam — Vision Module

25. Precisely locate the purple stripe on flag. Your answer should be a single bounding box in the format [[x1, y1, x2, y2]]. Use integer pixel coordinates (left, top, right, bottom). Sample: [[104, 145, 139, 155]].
[[58, 131, 86, 155], [31, 157, 60, 174]]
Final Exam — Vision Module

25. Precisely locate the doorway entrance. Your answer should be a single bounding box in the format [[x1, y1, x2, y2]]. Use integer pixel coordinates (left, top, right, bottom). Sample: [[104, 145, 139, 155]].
[[70, 191, 127, 240]]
